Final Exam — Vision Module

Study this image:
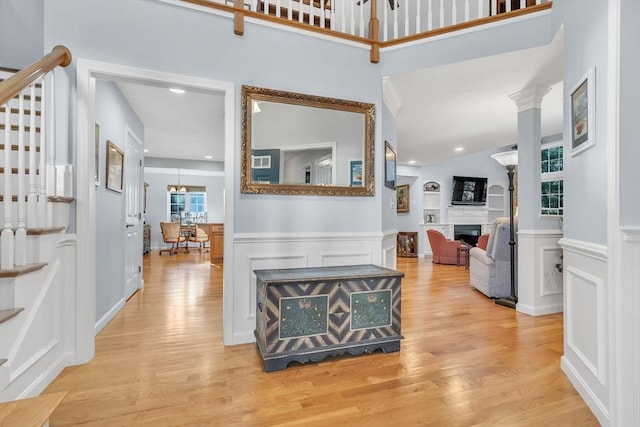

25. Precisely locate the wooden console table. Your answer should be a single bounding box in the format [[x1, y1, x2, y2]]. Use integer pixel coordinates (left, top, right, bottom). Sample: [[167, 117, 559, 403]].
[[254, 264, 404, 372]]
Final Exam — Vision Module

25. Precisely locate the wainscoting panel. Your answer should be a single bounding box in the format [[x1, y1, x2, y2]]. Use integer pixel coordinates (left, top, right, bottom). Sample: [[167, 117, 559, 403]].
[[0, 235, 77, 401], [558, 237, 609, 424], [231, 232, 386, 345], [517, 230, 563, 315]]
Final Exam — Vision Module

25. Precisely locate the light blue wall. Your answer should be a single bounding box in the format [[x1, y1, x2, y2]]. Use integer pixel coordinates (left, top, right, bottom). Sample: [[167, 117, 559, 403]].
[[95, 79, 144, 323], [0, 0, 43, 68], [43, 0, 384, 235], [558, 0, 609, 244], [619, 0, 640, 227], [381, 104, 398, 232]]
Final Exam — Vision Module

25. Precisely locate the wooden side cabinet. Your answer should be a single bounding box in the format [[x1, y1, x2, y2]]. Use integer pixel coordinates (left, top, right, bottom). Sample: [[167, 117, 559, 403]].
[[254, 264, 404, 372], [397, 231, 418, 257], [143, 223, 151, 254]]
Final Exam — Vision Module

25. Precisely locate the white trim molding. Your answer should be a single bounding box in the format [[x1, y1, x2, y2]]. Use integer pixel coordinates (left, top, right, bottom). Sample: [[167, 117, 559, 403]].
[[516, 229, 563, 315], [558, 237, 609, 426]]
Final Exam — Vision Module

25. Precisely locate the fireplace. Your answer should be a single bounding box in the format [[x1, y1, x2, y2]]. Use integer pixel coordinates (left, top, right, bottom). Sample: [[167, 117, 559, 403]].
[[454, 224, 482, 247]]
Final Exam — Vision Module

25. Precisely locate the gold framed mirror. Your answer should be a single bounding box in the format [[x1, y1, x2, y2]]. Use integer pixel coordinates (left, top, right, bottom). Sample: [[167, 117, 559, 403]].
[[241, 85, 375, 196]]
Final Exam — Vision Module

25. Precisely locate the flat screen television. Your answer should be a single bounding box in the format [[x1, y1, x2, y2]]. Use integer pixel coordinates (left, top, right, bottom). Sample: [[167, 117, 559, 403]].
[[451, 176, 488, 206]]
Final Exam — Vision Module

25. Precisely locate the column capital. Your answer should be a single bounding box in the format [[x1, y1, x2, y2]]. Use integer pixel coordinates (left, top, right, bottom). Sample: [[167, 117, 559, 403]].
[[508, 85, 551, 112]]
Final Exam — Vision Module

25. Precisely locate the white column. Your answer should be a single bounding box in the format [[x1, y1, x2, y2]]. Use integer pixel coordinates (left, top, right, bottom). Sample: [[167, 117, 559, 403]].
[[508, 86, 563, 315]]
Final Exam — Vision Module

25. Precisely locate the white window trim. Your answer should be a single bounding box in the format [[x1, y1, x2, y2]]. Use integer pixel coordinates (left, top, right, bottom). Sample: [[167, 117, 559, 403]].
[[540, 141, 564, 217]]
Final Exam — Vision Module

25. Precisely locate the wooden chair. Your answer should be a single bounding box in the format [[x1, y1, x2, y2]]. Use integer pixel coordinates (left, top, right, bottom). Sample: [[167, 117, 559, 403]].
[[188, 224, 209, 253], [159, 222, 185, 255]]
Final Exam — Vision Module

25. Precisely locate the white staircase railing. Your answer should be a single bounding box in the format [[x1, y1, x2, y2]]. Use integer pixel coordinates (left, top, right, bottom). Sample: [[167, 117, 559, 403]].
[[0, 45, 72, 270]]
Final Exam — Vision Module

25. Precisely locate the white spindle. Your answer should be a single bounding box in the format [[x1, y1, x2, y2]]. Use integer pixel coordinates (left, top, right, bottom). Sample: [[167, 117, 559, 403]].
[[383, 0, 388, 41], [393, 1, 398, 39], [428, 0, 433, 31], [275, 0, 281, 17], [299, 0, 304, 22], [340, 0, 345, 33], [506, 0, 511, 12], [358, 0, 364, 37], [491, 0, 497, 16], [452, 0, 457, 25], [38, 77, 47, 228], [349, 0, 355, 35], [416, 0, 421, 35], [478, 0, 483, 18], [287, 0, 292, 20], [404, 0, 409, 36], [2, 97, 14, 269], [520, 0, 526, 8], [308, 0, 314, 26], [27, 84, 37, 229], [263, 0, 269, 15], [439, 0, 444, 28], [251, 0, 258, 11], [464, 0, 469, 22], [320, 0, 325, 28], [15, 89, 26, 266], [330, 0, 335, 31]]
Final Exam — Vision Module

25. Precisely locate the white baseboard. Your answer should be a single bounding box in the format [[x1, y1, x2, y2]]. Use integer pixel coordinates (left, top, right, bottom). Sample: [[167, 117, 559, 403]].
[[561, 356, 609, 426], [95, 298, 125, 335], [516, 302, 563, 316]]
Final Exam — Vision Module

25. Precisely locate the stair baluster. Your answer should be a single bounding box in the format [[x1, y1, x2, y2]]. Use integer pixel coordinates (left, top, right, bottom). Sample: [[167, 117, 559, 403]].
[[27, 84, 38, 229], [38, 77, 47, 228], [1, 97, 14, 269], [15, 88, 26, 267]]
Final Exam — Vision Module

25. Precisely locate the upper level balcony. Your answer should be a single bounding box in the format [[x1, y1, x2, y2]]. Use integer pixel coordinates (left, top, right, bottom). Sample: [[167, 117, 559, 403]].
[[179, 0, 552, 62]]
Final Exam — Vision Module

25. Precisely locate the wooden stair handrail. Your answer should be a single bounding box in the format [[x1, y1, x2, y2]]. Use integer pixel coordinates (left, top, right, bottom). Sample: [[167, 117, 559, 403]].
[[0, 45, 71, 106]]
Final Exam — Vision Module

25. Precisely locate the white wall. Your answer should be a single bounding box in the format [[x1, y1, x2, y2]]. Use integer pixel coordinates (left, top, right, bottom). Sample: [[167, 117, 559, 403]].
[[95, 80, 144, 326], [0, 0, 43, 68]]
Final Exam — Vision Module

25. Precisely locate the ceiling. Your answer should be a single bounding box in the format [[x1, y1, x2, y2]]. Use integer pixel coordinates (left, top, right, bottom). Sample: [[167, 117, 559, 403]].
[[116, 31, 563, 168]]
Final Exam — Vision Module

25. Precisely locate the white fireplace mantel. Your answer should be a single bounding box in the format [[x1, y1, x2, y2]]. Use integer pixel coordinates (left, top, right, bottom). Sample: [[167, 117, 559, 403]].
[[447, 206, 489, 225]]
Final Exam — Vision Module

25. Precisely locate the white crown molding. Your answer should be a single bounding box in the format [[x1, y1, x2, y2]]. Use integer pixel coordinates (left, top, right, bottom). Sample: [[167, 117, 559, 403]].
[[509, 85, 552, 112], [382, 77, 402, 119]]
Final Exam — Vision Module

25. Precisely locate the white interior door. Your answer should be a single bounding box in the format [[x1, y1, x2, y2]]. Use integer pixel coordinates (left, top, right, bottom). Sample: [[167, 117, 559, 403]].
[[124, 127, 144, 300]]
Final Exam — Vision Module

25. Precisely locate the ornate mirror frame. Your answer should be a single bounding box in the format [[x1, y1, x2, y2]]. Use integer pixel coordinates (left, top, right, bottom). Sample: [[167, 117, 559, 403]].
[[241, 85, 375, 196]]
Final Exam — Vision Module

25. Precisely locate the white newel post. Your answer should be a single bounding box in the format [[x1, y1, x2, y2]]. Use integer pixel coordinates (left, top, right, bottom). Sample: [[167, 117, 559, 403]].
[[508, 86, 564, 315], [15, 89, 27, 266], [2, 97, 14, 269]]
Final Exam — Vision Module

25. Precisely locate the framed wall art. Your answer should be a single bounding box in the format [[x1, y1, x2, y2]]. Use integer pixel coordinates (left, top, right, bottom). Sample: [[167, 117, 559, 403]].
[[106, 140, 124, 193], [350, 160, 363, 187], [397, 184, 409, 213], [384, 141, 396, 190], [570, 67, 595, 156]]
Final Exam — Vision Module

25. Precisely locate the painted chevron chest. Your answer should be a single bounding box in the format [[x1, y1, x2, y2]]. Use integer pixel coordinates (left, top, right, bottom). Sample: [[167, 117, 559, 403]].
[[254, 264, 404, 372]]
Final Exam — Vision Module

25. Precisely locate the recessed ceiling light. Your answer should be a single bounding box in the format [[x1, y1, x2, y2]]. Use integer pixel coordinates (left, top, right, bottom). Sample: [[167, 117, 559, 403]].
[[204, 155, 213, 159], [143, 149, 149, 153], [169, 88, 185, 94], [454, 147, 464, 152], [408, 160, 416, 164]]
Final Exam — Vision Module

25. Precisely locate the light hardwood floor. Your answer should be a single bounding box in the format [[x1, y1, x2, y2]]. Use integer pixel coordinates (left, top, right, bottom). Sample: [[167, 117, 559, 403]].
[[45, 253, 598, 426]]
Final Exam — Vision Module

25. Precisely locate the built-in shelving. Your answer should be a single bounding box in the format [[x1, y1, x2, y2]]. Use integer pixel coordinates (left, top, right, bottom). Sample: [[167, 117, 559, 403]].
[[422, 180, 441, 224], [487, 184, 505, 222]]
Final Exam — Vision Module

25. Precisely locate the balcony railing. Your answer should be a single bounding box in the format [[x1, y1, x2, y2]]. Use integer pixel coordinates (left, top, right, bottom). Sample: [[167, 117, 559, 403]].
[[181, 0, 552, 62]]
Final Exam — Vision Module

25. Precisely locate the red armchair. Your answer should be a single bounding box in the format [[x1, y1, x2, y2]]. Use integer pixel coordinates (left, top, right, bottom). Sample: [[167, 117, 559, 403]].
[[426, 229, 467, 265], [476, 233, 490, 250]]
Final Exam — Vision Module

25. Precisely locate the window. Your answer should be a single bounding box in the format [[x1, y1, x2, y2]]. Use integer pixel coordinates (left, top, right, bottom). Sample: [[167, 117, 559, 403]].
[[540, 143, 563, 216], [167, 188, 207, 224]]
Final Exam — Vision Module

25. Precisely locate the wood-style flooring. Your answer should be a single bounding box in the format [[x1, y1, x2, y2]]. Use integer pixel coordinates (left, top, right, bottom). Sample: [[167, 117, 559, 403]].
[[45, 253, 599, 426]]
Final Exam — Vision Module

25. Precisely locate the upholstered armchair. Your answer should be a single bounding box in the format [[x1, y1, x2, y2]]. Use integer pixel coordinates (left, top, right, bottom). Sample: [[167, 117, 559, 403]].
[[159, 222, 185, 255], [426, 229, 467, 265], [188, 224, 209, 253], [468, 217, 517, 298]]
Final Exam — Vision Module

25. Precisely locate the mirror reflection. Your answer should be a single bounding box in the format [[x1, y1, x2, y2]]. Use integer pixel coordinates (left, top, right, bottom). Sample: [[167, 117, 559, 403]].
[[241, 85, 375, 196]]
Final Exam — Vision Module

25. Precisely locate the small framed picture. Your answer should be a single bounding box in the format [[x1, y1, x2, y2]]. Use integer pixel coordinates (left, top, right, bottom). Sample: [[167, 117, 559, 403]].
[[106, 140, 124, 193], [384, 141, 396, 190], [397, 184, 409, 213], [570, 68, 595, 156], [349, 160, 363, 187], [94, 123, 100, 186]]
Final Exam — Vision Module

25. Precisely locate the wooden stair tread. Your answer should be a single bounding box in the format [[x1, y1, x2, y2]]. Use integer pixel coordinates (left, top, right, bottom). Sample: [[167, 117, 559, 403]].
[[0, 307, 24, 324], [0, 124, 41, 133], [0, 167, 40, 174], [27, 226, 67, 236], [0, 144, 41, 152], [0, 263, 47, 278], [0, 392, 67, 427]]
